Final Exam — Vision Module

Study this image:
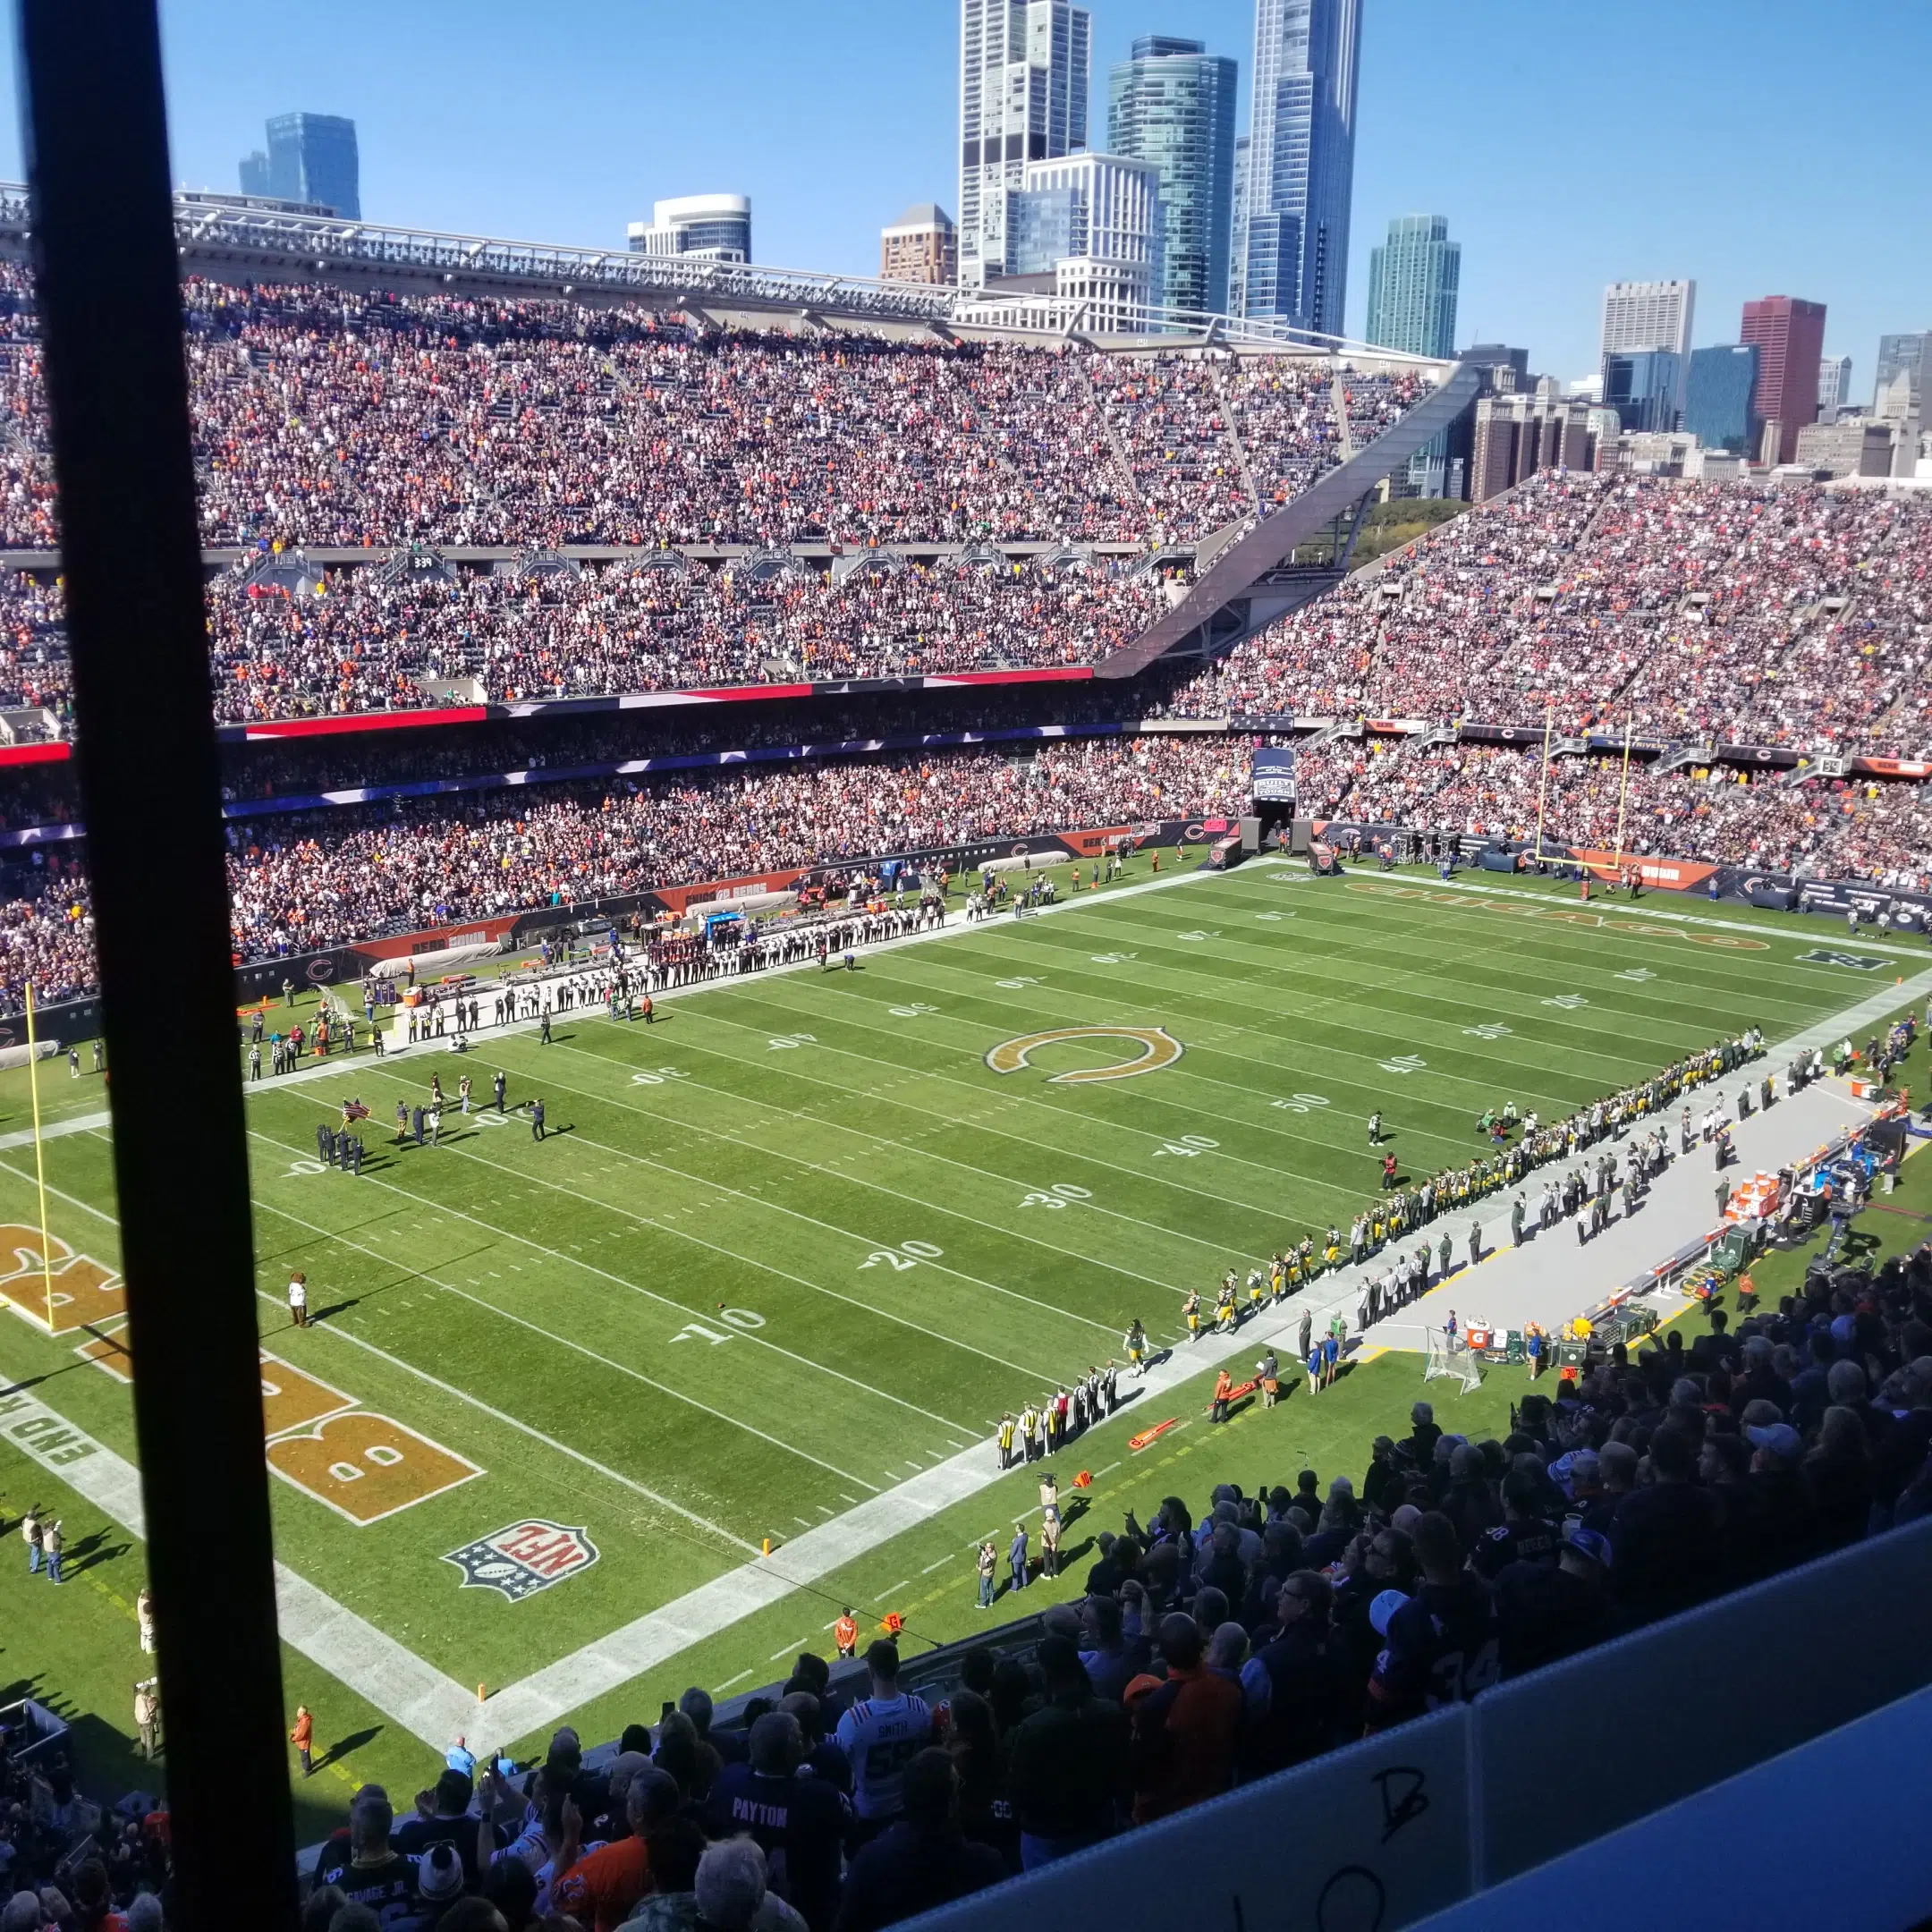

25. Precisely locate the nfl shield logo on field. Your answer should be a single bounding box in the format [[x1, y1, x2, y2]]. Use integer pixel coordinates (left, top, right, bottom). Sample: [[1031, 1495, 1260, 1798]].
[[445, 1520, 599, 1602]]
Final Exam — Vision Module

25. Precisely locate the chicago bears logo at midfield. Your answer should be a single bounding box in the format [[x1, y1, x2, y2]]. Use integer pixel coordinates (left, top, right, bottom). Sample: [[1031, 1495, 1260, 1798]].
[[985, 1026, 1183, 1084], [445, 1520, 599, 1602]]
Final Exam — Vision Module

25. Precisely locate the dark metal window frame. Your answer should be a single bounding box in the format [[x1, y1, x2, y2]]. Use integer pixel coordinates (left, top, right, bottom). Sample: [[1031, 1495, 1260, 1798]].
[[17, 0, 298, 1920]]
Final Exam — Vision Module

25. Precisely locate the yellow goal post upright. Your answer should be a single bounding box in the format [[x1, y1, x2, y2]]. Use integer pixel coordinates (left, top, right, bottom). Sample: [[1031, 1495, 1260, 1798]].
[[22, 980, 58, 1330], [1609, 709, 1636, 879], [1530, 694, 1555, 865]]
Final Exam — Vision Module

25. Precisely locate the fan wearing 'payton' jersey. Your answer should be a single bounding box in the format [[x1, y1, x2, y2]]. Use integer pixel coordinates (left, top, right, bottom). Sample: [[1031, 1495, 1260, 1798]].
[[833, 1640, 935, 1826]]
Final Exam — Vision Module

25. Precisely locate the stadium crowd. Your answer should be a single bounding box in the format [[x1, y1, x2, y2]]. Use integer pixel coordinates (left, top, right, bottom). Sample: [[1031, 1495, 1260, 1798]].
[[219, 734, 1244, 958], [197, 555, 1166, 719], [1157, 473, 1932, 758], [0, 267, 1409, 559], [36, 1214, 1928, 1929], [3, 722, 1928, 1011], [1290, 736, 1932, 890]]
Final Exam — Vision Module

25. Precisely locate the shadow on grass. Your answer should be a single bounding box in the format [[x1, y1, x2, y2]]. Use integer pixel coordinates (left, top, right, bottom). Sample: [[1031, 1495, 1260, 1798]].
[[312, 1724, 383, 1774]]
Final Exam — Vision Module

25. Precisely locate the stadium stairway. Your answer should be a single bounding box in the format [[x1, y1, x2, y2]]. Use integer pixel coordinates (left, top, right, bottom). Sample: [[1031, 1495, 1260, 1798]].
[[1095, 358, 1486, 679]]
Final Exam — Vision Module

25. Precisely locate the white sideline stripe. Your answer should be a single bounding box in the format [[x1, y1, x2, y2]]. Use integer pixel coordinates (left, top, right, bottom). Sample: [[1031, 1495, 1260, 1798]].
[[0, 1110, 112, 1152], [1418, 875, 1930, 954], [0, 1377, 480, 1749]]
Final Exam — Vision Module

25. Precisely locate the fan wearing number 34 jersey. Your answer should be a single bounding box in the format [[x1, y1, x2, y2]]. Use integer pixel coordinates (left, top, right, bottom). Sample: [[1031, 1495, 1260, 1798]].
[[1364, 1513, 1500, 1733], [835, 1640, 936, 1824]]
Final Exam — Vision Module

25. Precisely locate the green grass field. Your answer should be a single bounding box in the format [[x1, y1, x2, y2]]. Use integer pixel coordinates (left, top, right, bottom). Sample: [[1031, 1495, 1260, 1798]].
[[0, 852, 1925, 1823]]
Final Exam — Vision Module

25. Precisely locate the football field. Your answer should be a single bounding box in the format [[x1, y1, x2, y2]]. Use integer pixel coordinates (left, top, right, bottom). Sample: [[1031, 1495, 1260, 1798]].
[[0, 855, 1923, 1801]]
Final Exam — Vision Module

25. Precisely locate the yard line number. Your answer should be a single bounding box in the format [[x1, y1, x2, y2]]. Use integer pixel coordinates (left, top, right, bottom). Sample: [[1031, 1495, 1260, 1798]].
[[1020, 1183, 1093, 1209], [768, 1032, 818, 1050], [1152, 1133, 1219, 1158], [859, 1240, 945, 1273], [671, 1307, 769, 1345], [1270, 1093, 1331, 1114]]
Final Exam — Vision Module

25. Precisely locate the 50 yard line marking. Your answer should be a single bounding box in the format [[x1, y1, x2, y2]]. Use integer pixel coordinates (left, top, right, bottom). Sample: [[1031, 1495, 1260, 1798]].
[[879, 944, 1664, 1106], [548, 1033, 1263, 1265], [664, 994, 1349, 1213]]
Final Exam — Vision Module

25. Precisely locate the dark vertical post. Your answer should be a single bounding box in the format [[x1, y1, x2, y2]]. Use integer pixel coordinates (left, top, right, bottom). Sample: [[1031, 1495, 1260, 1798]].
[[15, 3, 297, 1921]]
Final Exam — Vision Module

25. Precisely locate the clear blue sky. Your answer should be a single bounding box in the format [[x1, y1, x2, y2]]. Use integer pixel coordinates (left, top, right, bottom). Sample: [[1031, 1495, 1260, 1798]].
[[1, 0, 1925, 388]]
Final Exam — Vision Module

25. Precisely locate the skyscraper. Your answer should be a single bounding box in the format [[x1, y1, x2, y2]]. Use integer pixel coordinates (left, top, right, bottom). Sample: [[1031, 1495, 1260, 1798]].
[[1228, 134, 1250, 316], [1818, 355, 1852, 422], [1598, 279, 1693, 425], [1363, 215, 1459, 359], [252, 113, 360, 219], [881, 204, 959, 284], [1107, 37, 1238, 318], [958, 0, 1091, 286], [1603, 351, 1684, 433], [1873, 333, 1928, 422], [1241, 0, 1361, 339], [1005, 152, 1161, 330], [1684, 344, 1761, 454], [1740, 296, 1827, 464]]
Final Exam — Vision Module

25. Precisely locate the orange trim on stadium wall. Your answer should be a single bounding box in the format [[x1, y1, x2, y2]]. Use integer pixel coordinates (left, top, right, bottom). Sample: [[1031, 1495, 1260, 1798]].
[[1568, 849, 1723, 890]]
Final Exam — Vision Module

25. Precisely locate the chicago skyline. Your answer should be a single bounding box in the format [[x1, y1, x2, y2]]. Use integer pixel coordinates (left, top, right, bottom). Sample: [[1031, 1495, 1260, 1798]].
[[72, 0, 1916, 384]]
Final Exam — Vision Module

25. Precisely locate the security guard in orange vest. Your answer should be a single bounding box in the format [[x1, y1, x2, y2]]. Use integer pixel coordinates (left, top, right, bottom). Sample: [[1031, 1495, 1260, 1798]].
[[834, 1609, 859, 1658]]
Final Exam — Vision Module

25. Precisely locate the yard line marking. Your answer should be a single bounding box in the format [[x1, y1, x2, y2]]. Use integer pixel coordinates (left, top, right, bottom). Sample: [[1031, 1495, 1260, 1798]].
[[770, 1639, 811, 1663], [919, 1555, 952, 1574], [1092, 1462, 1121, 1479], [713, 1671, 753, 1695], [805, 966, 1574, 1171], [288, 1085, 1071, 1392], [262, 1198, 881, 1492], [244, 1199, 767, 1546], [247, 1122, 985, 1432], [847, 907, 1791, 1120], [548, 1037, 1252, 1278], [816, 1505, 835, 1519], [0, 1153, 764, 1558], [663, 1003, 1259, 1218], [378, 1060, 1132, 1341], [793, 1515, 814, 1529], [882, 1581, 911, 1597]]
